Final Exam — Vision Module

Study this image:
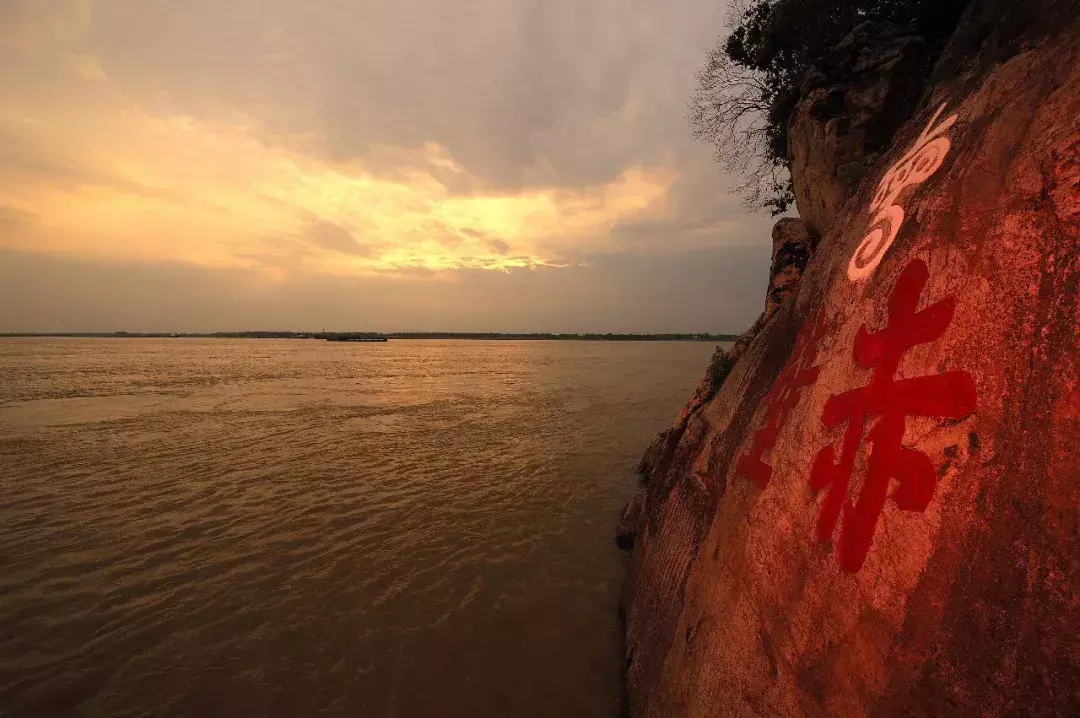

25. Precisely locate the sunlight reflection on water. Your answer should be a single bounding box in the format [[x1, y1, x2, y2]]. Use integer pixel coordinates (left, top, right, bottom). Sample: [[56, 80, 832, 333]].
[[0, 338, 723, 717]]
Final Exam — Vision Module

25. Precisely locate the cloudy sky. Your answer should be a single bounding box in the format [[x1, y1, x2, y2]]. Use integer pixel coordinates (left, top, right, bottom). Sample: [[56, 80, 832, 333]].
[[0, 0, 774, 333]]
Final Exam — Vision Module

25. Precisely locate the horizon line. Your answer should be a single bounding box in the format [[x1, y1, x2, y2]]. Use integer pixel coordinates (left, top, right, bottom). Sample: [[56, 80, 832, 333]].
[[0, 330, 744, 340]]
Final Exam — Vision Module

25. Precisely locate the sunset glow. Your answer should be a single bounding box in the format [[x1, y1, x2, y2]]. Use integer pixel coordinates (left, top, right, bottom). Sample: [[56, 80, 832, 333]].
[[1, 74, 676, 276], [0, 0, 771, 332]]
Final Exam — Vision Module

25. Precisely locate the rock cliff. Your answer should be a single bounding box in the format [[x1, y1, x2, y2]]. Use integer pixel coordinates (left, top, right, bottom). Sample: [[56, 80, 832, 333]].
[[620, 0, 1080, 714], [789, 21, 931, 238]]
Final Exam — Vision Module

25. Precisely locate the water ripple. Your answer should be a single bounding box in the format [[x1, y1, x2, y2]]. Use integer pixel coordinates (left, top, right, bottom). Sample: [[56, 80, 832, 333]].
[[0, 337, 721, 717]]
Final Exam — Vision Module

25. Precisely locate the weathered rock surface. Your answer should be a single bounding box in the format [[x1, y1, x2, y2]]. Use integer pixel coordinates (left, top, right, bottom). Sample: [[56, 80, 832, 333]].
[[617, 489, 647, 549], [789, 21, 930, 238], [637, 429, 669, 477], [765, 218, 814, 322], [622, 1, 1080, 715], [627, 217, 814, 509]]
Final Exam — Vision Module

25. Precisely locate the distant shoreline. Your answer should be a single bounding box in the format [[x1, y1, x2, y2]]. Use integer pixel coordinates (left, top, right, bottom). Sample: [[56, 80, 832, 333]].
[[0, 331, 740, 342]]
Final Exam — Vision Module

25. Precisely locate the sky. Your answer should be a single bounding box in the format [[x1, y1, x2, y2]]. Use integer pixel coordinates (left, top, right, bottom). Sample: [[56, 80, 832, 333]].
[[0, 0, 775, 333]]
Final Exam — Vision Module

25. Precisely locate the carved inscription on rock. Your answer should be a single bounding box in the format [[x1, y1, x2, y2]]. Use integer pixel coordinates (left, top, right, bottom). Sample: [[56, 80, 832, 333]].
[[848, 104, 958, 282], [811, 258, 977, 572], [736, 312, 827, 489]]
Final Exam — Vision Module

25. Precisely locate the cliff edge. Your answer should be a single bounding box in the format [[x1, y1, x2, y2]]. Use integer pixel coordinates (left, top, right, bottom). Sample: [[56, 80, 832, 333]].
[[620, 0, 1080, 714]]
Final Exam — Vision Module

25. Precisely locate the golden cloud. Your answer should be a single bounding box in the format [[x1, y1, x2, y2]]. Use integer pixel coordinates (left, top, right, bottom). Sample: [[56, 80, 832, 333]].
[[0, 0, 679, 280], [0, 75, 678, 278]]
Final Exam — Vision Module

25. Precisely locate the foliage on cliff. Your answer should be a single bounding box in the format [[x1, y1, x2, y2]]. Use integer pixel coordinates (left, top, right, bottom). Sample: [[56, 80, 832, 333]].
[[706, 344, 735, 388], [690, 0, 969, 214]]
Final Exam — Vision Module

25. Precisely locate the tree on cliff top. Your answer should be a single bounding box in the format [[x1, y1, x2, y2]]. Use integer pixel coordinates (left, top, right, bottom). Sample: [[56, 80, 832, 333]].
[[690, 0, 969, 215]]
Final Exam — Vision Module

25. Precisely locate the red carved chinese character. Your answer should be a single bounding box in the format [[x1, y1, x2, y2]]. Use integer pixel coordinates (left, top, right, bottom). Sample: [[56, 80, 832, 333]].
[[811, 258, 977, 572], [737, 311, 826, 489]]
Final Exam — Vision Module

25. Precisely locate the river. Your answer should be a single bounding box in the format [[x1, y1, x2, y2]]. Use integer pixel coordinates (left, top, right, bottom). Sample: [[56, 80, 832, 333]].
[[0, 338, 720, 716]]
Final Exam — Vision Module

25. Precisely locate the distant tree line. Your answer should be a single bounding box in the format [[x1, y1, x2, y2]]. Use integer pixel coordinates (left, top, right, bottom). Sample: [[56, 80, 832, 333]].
[[384, 332, 740, 341], [1, 331, 742, 342]]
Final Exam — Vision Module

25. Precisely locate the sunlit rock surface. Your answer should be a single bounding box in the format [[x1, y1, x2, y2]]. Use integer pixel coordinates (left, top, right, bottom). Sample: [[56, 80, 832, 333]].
[[621, 1, 1080, 714]]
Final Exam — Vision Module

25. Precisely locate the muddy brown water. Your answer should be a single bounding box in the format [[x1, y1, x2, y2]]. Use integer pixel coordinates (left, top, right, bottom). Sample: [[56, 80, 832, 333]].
[[0, 338, 726, 717]]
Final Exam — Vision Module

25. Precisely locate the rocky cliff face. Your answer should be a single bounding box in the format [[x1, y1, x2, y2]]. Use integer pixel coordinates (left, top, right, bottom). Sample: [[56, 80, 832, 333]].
[[620, 0, 1080, 714], [788, 21, 931, 238], [622, 216, 816, 554]]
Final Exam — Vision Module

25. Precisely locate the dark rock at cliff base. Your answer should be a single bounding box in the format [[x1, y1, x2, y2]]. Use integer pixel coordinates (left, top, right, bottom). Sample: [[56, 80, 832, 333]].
[[616, 489, 646, 549], [636, 429, 668, 478], [789, 21, 931, 238], [622, 1, 1080, 715]]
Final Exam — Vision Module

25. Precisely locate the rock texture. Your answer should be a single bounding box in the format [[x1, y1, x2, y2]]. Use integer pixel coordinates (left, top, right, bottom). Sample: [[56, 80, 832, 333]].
[[622, 1, 1080, 715], [788, 21, 930, 238], [765, 218, 814, 322], [617, 490, 646, 549], [628, 216, 816, 538]]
